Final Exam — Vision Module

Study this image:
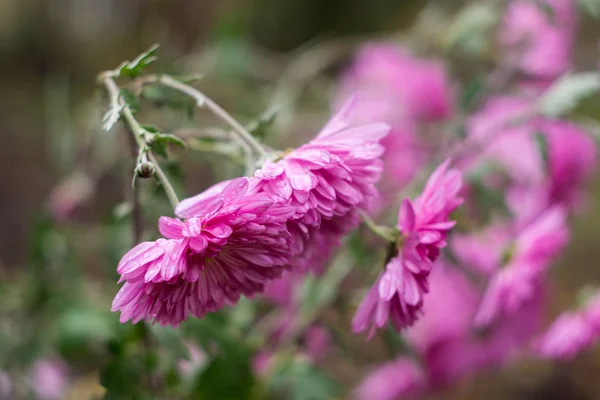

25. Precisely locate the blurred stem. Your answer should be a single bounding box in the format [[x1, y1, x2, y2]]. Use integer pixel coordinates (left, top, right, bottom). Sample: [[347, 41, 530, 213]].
[[126, 132, 143, 243], [359, 211, 395, 242], [153, 74, 268, 163], [99, 73, 180, 210]]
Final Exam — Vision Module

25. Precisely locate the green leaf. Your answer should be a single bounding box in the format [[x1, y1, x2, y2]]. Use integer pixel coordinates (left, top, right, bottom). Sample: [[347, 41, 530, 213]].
[[538, 72, 600, 117], [188, 352, 256, 400], [579, 0, 600, 17], [102, 105, 124, 132], [268, 358, 338, 400], [120, 89, 140, 113], [442, 3, 498, 55], [247, 111, 278, 139], [118, 44, 159, 78], [468, 178, 512, 223], [150, 325, 189, 359], [150, 133, 187, 158]]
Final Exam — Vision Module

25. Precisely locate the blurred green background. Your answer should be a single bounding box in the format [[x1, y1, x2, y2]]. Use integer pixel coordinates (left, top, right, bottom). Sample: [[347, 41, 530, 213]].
[[2, 0, 600, 399]]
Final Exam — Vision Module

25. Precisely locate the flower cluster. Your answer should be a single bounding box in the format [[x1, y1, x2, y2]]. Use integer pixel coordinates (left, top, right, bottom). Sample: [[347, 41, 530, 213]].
[[112, 100, 390, 326]]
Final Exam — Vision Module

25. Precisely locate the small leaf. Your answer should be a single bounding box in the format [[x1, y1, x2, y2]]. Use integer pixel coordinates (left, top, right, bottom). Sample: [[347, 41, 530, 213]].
[[442, 3, 498, 55], [538, 72, 600, 117], [149, 133, 187, 158], [247, 111, 278, 139], [102, 105, 124, 131], [156, 133, 187, 148], [118, 44, 159, 78], [140, 124, 160, 133], [120, 89, 140, 113]]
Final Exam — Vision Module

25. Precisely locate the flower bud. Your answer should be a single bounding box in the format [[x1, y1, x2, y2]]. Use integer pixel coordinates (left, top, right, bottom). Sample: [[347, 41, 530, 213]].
[[136, 161, 155, 179]]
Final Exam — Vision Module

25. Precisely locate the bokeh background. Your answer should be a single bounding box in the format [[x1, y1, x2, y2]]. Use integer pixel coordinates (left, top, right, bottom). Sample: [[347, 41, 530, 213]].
[[2, 0, 600, 399]]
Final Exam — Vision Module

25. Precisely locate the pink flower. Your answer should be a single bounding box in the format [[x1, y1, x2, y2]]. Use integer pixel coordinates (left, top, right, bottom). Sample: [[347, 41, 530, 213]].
[[339, 44, 453, 123], [253, 97, 389, 273], [541, 120, 597, 209], [337, 44, 452, 191], [465, 96, 544, 185], [405, 263, 543, 389], [252, 351, 274, 378], [500, 0, 576, 80], [453, 207, 568, 328], [31, 359, 68, 400], [535, 312, 595, 360], [176, 342, 207, 376], [535, 291, 600, 360], [354, 358, 425, 400], [112, 178, 296, 326], [0, 371, 11, 399], [304, 325, 331, 362], [353, 161, 463, 335]]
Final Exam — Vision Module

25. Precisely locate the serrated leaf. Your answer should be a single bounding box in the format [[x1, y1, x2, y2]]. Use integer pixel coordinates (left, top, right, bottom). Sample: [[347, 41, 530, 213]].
[[118, 44, 159, 78], [102, 105, 124, 131], [538, 73, 600, 117]]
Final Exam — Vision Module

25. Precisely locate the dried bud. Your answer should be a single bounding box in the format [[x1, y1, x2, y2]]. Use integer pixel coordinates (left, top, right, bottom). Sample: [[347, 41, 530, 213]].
[[136, 161, 155, 179]]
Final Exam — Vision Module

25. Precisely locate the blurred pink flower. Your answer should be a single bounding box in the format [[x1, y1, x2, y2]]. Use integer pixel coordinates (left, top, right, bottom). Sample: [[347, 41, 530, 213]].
[[337, 44, 453, 191], [112, 178, 296, 326], [339, 44, 453, 123], [453, 207, 568, 329], [535, 312, 595, 360], [354, 358, 425, 400], [353, 161, 463, 335], [176, 342, 207, 377], [465, 96, 543, 186], [535, 291, 600, 360], [406, 264, 543, 389], [304, 325, 331, 362], [500, 0, 577, 80], [541, 120, 597, 209], [31, 359, 68, 400], [48, 172, 94, 221], [0, 371, 11, 399], [253, 97, 389, 273], [252, 351, 275, 378]]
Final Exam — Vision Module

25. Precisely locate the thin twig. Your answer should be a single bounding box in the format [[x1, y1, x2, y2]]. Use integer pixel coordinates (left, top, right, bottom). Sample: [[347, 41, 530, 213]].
[[359, 210, 396, 242], [126, 131, 143, 242], [156, 75, 268, 160], [99, 73, 180, 210], [148, 152, 180, 209]]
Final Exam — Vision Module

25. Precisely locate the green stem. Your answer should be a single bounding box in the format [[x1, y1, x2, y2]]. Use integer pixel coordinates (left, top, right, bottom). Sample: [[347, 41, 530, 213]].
[[359, 211, 395, 242], [156, 75, 269, 160], [100, 74, 180, 210]]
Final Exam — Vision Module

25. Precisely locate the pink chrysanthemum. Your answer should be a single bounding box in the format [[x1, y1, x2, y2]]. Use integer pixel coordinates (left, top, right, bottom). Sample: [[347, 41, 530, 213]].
[[500, 0, 576, 80], [112, 178, 296, 326], [535, 291, 600, 360], [352, 161, 463, 336], [354, 358, 425, 400], [336, 44, 452, 194], [453, 207, 568, 329], [252, 98, 389, 273], [406, 263, 544, 389]]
